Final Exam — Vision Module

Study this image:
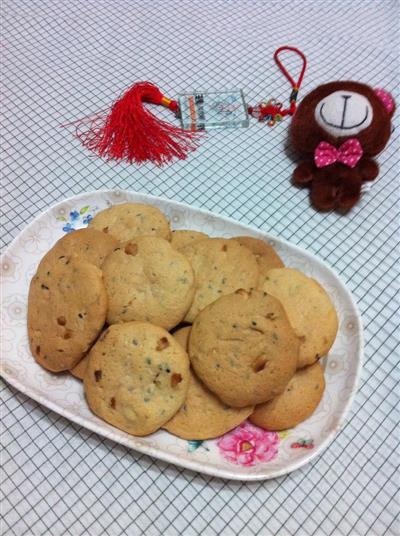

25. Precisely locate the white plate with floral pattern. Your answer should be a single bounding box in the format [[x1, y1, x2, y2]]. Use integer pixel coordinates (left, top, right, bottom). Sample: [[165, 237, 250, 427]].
[[0, 190, 363, 481]]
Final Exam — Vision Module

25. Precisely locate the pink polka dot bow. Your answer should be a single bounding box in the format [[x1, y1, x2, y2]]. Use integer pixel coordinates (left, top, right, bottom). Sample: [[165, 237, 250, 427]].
[[314, 138, 363, 169]]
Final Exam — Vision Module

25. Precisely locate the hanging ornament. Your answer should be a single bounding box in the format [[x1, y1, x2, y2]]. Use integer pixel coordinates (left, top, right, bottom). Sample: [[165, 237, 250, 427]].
[[64, 47, 308, 166]]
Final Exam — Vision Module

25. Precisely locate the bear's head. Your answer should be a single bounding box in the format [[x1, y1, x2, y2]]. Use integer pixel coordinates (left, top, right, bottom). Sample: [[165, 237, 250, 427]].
[[291, 81, 395, 157]]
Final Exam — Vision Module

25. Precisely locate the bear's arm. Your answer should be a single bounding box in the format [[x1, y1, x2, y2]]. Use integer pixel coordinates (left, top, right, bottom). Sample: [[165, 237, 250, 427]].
[[359, 158, 379, 182], [293, 160, 315, 185]]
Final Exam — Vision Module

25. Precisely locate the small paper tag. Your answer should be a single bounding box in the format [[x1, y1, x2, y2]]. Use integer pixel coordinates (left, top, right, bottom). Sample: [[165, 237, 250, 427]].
[[178, 90, 249, 131]]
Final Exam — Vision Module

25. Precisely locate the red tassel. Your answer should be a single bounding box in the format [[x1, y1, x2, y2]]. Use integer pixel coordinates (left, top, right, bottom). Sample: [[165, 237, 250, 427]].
[[68, 82, 199, 166]]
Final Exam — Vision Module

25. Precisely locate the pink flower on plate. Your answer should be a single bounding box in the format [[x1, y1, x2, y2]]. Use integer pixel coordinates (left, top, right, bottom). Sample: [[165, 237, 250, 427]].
[[217, 421, 279, 466]]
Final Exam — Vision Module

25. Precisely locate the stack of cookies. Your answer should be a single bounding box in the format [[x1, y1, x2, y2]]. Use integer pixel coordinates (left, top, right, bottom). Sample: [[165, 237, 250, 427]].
[[28, 203, 338, 439]]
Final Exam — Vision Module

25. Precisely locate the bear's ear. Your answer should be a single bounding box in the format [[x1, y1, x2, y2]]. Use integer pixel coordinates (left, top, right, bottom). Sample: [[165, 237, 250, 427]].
[[374, 88, 395, 117]]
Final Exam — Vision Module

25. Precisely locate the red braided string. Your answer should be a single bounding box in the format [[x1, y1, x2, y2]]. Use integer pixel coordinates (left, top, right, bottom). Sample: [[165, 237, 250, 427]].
[[274, 46, 307, 92], [248, 46, 307, 124]]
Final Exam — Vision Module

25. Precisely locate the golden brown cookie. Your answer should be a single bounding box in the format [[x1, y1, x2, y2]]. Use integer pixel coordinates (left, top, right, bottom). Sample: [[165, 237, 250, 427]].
[[39, 228, 118, 269], [28, 256, 107, 372], [181, 238, 259, 322], [189, 289, 299, 407], [171, 230, 209, 250], [102, 237, 195, 330], [84, 322, 190, 436], [250, 362, 325, 430], [163, 327, 254, 439], [262, 268, 338, 368], [231, 236, 284, 288], [89, 203, 171, 242], [70, 354, 90, 380]]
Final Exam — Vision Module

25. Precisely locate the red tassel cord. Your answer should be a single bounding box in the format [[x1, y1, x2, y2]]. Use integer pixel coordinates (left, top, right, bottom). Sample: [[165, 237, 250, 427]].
[[65, 82, 199, 166], [248, 46, 307, 126]]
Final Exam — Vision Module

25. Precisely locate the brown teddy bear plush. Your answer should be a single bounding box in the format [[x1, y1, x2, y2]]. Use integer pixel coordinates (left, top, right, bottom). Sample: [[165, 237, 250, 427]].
[[290, 81, 395, 211]]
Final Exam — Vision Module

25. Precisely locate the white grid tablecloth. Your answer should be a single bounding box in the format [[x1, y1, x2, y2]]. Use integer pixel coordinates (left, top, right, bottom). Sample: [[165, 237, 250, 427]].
[[1, 1, 399, 534]]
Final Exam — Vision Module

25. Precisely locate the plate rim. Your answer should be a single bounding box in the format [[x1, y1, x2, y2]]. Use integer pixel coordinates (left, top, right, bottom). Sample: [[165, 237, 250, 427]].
[[0, 188, 364, 481]]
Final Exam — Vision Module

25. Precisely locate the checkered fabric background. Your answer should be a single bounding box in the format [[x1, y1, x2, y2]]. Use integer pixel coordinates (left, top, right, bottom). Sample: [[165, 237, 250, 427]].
[[1, 0, 399, 534]]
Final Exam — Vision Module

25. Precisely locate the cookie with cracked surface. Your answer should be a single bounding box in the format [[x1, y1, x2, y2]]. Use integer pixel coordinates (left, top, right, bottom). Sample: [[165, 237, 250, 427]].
[[84, 322, 190, 436], [89, 203, 171, 242], [262, 268, 338, 368], [189, 289, 299, 407], [230, 236, 284, 288], [181, 238, 259, 322], [163, 327, 254, 439], [250, 362, 325, 430], [38, 228, 118, 269], [102, 236, 195, 330], [28, 256, 107, 372], [171, 230, 209, 250]]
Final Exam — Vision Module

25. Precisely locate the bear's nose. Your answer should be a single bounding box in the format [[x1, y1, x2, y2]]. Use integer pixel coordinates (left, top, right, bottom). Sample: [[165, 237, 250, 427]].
[[340, 95, 352, 128]]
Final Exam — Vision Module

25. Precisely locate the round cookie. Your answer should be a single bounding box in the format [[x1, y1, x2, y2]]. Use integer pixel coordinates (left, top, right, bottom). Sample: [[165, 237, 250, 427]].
[[231, 236, 284, 288], [89, 203, 171, 242], [163, 327, 254, 440], [39, 228, 118, 269], [250, 362, 325, 430], [171, 230, 209, 250], [189, 289, 299, 407], [181, 238, 259, 322], [28, 256, 108, 372], [70, 353, 90, 380], [84, 322, 190, 436], [262, 268, 338, 368], [102, 236, 195, 330]]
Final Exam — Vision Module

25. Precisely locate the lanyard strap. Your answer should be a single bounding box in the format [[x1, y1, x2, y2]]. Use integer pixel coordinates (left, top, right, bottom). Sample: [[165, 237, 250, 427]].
[[249, 46, 307, 125], [274, 46, 307, 94]]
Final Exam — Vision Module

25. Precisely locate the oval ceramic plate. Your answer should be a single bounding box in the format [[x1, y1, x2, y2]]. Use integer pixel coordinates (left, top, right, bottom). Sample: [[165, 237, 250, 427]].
[[0, 190, 362, 481]]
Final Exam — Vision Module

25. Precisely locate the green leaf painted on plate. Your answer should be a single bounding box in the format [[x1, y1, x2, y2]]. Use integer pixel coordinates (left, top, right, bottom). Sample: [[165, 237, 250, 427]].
[[56, 216, 67, 221], [187, 440, 204, 452], [278, 430, 290, 441], [80, 206, 90, 215]]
